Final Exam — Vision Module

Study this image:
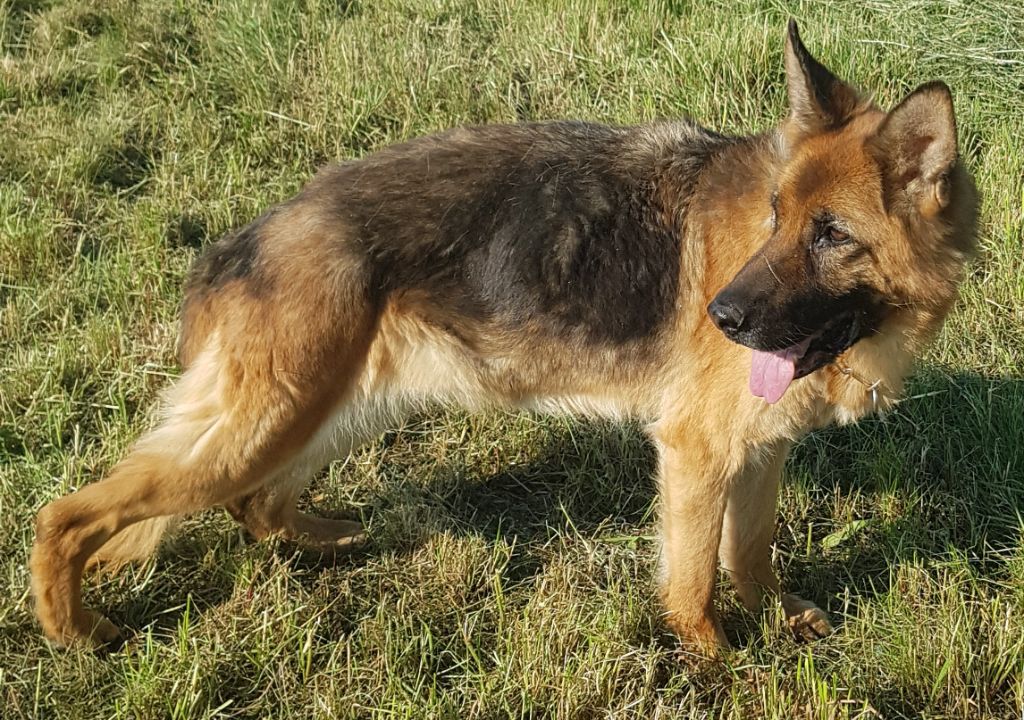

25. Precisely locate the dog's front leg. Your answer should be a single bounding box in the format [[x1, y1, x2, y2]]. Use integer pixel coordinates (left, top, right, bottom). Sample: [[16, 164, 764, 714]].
[[719, 440, 834, 642], [655, 432, 733, 652], [718, 441, 791, 611]]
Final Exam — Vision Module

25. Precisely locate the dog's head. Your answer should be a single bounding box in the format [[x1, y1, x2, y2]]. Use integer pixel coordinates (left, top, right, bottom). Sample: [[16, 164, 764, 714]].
[[707, 20, 978, 404]]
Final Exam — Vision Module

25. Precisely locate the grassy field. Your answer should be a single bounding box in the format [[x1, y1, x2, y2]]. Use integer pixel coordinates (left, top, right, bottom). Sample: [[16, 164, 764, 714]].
[[1, 0, 1022, 717]]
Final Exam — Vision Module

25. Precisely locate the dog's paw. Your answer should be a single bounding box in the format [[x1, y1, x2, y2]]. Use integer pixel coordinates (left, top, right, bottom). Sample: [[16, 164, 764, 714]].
[[44, 612, 122, 651], [782, 594, 834, 642], [290, 515, 366, 555], [663, 611, 733, 657], [87, 611, 123, 648], [46, 610, 123, 651]]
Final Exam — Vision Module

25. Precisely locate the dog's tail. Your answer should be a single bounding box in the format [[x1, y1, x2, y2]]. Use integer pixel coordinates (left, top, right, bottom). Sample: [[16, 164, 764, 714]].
[[91, 223, 239, 569]]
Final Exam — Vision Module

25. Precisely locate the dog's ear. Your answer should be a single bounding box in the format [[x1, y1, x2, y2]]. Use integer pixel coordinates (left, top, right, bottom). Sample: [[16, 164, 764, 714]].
[[869, 81, 958, 218], [784, 19, 861, 138]]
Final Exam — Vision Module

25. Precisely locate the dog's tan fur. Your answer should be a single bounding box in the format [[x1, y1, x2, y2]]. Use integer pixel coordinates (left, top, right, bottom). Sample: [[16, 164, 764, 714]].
[[30, 22, 976, 651]]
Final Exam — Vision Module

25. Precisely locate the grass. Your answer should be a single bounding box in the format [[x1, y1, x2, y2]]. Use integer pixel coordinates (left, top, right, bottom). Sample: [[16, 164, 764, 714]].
[[1, 0, 1022, 717]]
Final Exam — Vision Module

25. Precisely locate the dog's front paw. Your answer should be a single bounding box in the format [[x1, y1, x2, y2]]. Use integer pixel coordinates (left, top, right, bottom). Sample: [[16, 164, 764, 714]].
[[782, 593, 834, 642], [663, 611, 732, 656]]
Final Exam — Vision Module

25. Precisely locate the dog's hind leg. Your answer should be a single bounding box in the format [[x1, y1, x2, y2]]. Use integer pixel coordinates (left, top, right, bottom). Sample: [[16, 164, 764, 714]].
[[718, 440, 833, 641], [225, 392, 406, 553], [30, 310, 377, 648], [224, 457, 367, 554]]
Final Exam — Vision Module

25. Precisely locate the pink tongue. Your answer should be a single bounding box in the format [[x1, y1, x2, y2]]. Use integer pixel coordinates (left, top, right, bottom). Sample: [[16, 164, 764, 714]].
[[749, 339, 811, 404]]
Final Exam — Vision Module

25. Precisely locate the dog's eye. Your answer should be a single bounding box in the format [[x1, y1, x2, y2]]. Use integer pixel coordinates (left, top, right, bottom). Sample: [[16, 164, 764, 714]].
[[828, 227, 850, 244], [813, 225, 852, 250]]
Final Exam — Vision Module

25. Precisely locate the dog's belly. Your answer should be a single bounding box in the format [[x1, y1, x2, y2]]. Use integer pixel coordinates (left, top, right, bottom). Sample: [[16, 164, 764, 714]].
[[338, 306, 647, 429], [515, 393, 631, 419]]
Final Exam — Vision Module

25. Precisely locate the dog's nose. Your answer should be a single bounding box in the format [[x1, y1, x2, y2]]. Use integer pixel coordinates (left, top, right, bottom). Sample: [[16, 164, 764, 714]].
[[707, 296, 746, 334]]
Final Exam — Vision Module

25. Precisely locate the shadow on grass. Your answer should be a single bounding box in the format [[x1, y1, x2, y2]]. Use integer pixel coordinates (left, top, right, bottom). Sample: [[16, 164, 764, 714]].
[[367, 366, 1023, 635], [104, 367, 1022, 660], [783, 369, 1023, 608], [426, 366, 1021, 585]]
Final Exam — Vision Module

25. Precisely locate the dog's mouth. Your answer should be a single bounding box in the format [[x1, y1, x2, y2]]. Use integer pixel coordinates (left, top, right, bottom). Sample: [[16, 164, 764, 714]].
[[749, 311, 863, 404]]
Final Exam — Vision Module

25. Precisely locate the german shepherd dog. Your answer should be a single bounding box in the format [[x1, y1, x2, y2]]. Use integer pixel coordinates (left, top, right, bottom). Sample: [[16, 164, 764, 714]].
[[31, 21, 977, 651]]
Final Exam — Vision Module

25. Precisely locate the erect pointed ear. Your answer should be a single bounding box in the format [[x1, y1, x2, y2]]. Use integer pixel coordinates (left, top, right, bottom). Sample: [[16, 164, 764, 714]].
[[869, 81, 958, 217], [784, 19, 861, 137]]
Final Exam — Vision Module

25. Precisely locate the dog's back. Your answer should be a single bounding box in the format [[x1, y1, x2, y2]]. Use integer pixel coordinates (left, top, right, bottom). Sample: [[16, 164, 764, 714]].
[[176, 120, 736, 417]]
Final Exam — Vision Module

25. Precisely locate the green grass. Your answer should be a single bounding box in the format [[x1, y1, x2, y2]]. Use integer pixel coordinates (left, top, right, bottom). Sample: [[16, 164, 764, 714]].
[[1, 0, 1022, 717]]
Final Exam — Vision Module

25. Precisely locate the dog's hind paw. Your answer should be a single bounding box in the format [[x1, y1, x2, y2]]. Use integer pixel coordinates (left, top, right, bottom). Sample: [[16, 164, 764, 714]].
[[45, 610, 123, 651], [87, 612, 124, 651], [782, 593, 834, 642], [289, 514, 366, 555]]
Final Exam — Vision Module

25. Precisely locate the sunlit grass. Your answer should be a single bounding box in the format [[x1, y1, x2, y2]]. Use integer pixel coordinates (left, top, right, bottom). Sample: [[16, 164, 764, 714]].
[[1, 0, 1022, 717]]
